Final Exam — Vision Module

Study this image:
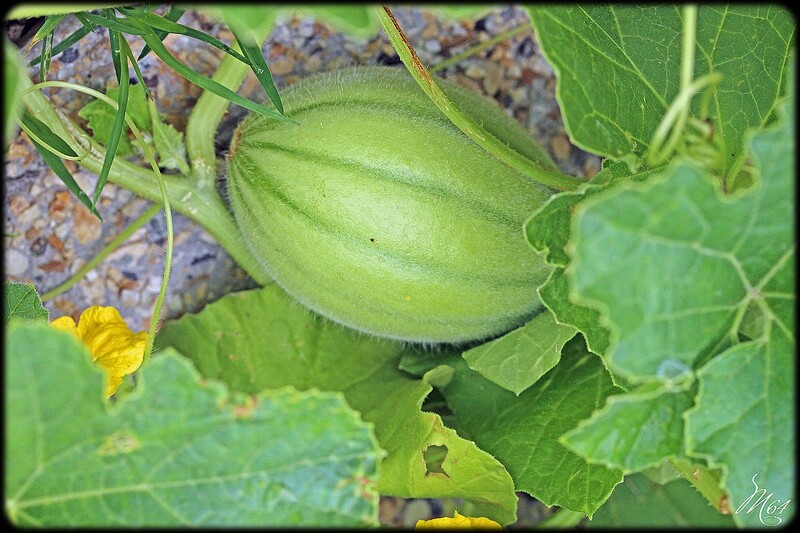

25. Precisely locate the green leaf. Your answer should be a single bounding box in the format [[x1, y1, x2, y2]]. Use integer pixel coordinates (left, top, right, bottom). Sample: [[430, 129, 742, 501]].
[[150, 101, 190, 173], [78, 83, 152, 156], [589, 473, 735, 528], [5, 320, 382, 527], [462, 308, 576, 395], [685, 330, 795, 527], [568, 129, 794, 380], [570, 68, 795, 528], [561, 383, 694, 473], [525, 161, 643, 267], [538, 268, 610, 357], [528, 5, 794, 175], [3, 282, 48, 324], [429, 336, 624, 517], [524, 163, 654, 359], [21, 112, 101, 219], [154, 285, 518, 525]]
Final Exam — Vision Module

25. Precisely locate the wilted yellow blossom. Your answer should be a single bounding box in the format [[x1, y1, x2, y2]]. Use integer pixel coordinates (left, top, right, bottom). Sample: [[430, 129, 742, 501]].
[[416, 511, 502, 529], [51, 306, 148, 397]]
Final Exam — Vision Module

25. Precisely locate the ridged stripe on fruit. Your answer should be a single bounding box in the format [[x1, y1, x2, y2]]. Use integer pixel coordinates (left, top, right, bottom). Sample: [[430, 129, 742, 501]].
[[227, 67, 555, 342]]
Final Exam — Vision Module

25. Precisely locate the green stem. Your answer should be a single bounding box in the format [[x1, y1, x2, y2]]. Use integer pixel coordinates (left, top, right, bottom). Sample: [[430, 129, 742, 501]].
[[19, 80, 271, 286], [40, 203, 162, 302], [669, 457, 731, 515], [429, 22, 531, 74], [378, 5, 583, 192], [184, 12, 275, 185], [184, 50, 251, 185], [646, 5, 700, 166]]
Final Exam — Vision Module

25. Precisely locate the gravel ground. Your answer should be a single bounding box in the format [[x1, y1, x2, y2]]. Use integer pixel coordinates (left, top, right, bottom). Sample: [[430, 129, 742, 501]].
[[4, 5, 598, 527]]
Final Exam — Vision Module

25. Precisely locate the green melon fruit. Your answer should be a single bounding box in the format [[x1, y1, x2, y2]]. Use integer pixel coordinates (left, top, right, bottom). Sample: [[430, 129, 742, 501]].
[[227, 66, 555, 343]]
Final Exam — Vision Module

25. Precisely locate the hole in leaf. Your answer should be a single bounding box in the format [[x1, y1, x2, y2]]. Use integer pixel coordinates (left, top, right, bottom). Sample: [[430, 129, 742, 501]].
[[423, 445, 449, 477]]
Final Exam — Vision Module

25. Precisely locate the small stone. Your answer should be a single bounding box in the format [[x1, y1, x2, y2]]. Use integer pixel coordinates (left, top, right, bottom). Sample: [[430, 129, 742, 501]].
[[303, 54, 322, 73], [8, 195, 29, 217], [5, 249, 31, 277], [297, 19, 315, 38], [550, 134, 572, 163], [378, 497, 403, 526], [120, 289, 139, 308], [269, 56, 295, 76], [423, 39, 441, 54], [47, 234, 65, 251], [72, 202, 102, 245], [30, 236, 48, 256], [52, 299, 79, 320], [521, 68, 536, 85], [60, 46, 79, 64], [49, 191, 73, 221], [39, 260, 67, 273], [82, 279, 105, 303], [482, 62, 502, 95], [420, 21, 439, 41], [54, 223, 70, 240], [400, 500, 434, 528], [15, 203, 43, 228], [464, 65, 485, 79], [583, 157, 601, 179]]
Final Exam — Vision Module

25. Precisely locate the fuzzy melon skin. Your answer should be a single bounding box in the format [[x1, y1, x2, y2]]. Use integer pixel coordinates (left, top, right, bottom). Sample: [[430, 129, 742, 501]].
[[227, 66, 554, 343]]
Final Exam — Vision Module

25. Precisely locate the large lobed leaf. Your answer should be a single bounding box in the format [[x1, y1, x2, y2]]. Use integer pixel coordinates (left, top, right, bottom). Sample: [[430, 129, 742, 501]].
[[527, 5, 794, 175], [404, 337, 625, 517], [154, 285, 518, 525], [561, 383, 694, 473], [589, 473, 735, 527], [5, 320, 382, 526], [568, 68, 794, 526], [462, 308, 576, 395]]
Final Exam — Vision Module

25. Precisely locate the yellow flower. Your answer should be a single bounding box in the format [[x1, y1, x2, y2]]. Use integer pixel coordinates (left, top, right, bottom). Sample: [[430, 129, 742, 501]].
[[51, 306, 148, 397], [416, 511, 502, 529]]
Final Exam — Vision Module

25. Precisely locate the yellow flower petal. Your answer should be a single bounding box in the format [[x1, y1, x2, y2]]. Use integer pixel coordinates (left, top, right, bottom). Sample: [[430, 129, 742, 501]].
[[50, 315, 79, 337], [416, 511, 502, 529], [51, 306, 147, 397]]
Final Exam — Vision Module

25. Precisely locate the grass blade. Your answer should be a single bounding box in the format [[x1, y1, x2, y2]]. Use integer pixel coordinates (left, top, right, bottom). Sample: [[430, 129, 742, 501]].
[[27, 24, 91, 67], [107, 11, 122, 82], [93, 11, 131, 208], [19, 112, 78, 158], [78, 11, 148, 35], [21, 111, 102, 220], [26, 14, 65, 51], [226, 17, 284, 114], [129, 20, 295, 123], [120, 7, 248, 64], [136, 5, 185, 61], [123, 37, 152, 100]]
